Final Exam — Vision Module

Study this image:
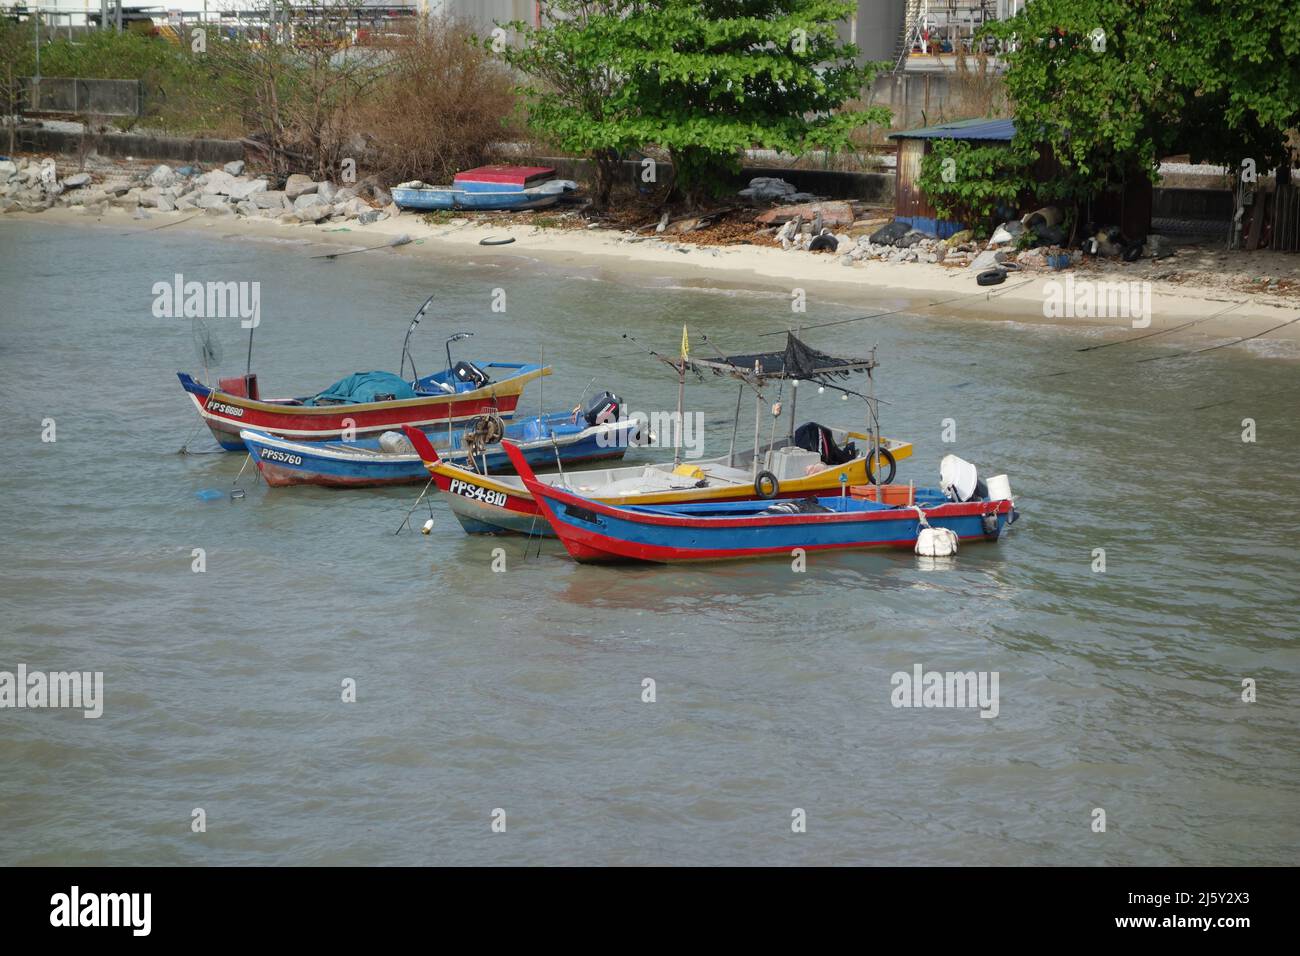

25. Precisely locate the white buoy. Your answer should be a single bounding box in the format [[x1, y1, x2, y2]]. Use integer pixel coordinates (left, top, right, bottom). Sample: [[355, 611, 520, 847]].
[[421, 519, 434, 535], [915, 527, 959, 557]]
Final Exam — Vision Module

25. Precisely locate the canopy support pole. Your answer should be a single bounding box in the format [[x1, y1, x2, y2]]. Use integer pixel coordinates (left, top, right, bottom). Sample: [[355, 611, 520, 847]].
[[727, 384, 742, 467]]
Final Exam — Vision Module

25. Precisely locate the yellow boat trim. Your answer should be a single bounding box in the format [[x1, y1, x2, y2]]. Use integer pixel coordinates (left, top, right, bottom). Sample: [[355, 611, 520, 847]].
[[430, 436, 914, 507]]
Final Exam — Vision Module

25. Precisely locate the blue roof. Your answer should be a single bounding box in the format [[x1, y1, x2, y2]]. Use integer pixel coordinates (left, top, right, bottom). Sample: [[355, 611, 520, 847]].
[[888, 118, 1015, 142]]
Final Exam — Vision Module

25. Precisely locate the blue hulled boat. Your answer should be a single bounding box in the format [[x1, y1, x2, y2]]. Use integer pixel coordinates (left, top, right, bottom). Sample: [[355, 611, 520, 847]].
[[241, 411, 641, 488], [502, 442, 1016, 564]]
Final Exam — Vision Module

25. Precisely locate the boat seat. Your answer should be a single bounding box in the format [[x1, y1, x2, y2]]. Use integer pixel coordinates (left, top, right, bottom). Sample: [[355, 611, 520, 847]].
[[698, 464, 753, 484]]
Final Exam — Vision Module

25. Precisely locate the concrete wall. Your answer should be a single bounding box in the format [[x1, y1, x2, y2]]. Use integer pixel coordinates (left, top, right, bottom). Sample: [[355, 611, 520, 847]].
[[19, 126, 243, 164]]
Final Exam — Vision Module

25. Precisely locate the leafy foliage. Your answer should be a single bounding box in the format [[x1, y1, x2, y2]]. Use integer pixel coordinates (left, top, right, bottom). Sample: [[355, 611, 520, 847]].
[[916, 138, 1036, 235], [984, 0, 1300, 199], [501, 0, 891, 206]]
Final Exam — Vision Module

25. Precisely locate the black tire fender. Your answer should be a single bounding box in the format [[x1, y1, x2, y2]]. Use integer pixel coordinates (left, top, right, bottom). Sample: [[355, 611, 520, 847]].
[[866, 447, 897, 484], [754, 471, 779, 499], [976, 268, 1007, 287]]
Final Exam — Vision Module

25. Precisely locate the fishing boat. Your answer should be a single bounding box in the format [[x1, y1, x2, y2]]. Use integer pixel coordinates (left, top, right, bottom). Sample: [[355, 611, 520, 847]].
[[392, 165, 577, 211], [401, 424, 912, 535], [400, 330, 914, 535], [501, 442, 1015, 564], [240, 410, 643, 488], [178, 295, 548, 451]]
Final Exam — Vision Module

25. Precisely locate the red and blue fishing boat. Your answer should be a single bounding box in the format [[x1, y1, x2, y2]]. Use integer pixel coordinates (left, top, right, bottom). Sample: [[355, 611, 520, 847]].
[[392, 165, 577, 211], [501, 442, 1016, 564], [178, 296, 548, 450]]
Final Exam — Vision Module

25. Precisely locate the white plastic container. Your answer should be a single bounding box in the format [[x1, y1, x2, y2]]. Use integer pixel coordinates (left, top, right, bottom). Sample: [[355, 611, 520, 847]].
[[985, 474, 1012, 502]]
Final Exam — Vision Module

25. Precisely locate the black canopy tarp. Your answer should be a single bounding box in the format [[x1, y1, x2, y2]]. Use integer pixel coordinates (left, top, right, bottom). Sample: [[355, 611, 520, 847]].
[[687, 333, 874, 383]]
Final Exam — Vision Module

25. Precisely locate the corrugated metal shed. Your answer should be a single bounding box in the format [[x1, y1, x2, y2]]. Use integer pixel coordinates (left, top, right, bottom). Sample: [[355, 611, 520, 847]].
[[887, 118, 1016, 142], [887, 118, 1018, 236]]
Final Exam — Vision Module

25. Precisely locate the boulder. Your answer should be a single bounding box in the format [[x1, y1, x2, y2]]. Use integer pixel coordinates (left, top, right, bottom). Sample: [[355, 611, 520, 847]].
[[157, 195, 176, 212], [235, 201, 255, 217], [0, 160, 16, 180], [968, 249, 1008, 272], [111, 189, 142, 208], [284, 174, 316, 199], [147, 164, 176, 188], [204, 203, 235, 217], [335, 186, 357, 203], [252, 189, 287, 209], [137, 187, 164, 208], [62, 172, 92, 189], [316, 181, 337, 204], [223, 160, 246, 176], [195, 193, 230, 209], [357, 209, 382, 225], [229, 178, 268, 201], [201, 170, 240, 196]]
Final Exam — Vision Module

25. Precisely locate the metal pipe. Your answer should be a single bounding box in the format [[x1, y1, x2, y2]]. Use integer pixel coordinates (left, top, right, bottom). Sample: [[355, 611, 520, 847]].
[[727, 384, 742, 467]]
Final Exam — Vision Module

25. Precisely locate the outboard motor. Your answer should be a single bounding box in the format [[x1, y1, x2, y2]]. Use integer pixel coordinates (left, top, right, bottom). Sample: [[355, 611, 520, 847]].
[[583, 391, 622, 427], [452, 360, 491, 389], [939, 454, 988, 502]]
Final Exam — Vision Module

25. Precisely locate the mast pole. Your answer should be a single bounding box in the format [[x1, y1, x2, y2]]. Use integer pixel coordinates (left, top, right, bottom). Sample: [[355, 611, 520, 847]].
[[674, 360, 685, 467], [752, 360, 762, 480]]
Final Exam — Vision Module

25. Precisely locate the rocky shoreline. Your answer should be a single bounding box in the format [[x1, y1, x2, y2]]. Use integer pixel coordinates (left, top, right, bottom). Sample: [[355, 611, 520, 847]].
[[0, 155, 396, 226]]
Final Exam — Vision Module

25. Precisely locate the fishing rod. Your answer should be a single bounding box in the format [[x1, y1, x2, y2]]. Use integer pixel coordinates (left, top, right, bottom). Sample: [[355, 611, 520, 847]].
[[400, 294, 436, 381]]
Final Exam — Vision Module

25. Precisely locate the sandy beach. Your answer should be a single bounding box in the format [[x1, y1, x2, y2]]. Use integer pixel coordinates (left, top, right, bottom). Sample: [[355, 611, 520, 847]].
[[12, 200, 1300, 355]]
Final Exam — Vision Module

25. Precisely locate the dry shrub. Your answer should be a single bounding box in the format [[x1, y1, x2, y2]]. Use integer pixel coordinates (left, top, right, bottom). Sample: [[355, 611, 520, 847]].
[[356, 16, 517, 185], [941, 52, 1009, 122]]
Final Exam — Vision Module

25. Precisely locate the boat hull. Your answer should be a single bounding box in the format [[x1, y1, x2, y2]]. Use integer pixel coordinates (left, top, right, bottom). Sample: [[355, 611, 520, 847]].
[[510, 455, 1013, 565], [241, 415, 639, 488], [392, 180, 576, 211], [179, 363, 548, 450], [421, 434, 914, 536]]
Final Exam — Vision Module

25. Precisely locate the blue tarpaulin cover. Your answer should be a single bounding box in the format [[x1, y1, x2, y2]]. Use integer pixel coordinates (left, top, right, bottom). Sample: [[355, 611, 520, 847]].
[[305, 371, 417, 405]]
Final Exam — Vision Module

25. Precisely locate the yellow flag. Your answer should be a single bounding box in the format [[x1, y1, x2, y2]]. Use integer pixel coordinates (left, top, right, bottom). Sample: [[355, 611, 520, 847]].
[[681, 325, 690, 359]]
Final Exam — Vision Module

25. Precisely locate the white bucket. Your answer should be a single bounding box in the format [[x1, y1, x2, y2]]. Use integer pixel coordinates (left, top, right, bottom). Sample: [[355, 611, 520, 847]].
[[939, 454, 979, 502], [986, 474, 1012, 502]]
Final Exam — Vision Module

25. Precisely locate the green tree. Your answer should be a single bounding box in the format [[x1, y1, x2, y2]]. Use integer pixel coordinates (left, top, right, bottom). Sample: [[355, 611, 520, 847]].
[[502, 0, 890, 208], [984, 0, 1300, 200]]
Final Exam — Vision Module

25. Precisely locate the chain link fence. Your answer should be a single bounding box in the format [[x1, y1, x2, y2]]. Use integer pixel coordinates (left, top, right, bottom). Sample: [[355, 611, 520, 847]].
[[22, 78, 143, 117]]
